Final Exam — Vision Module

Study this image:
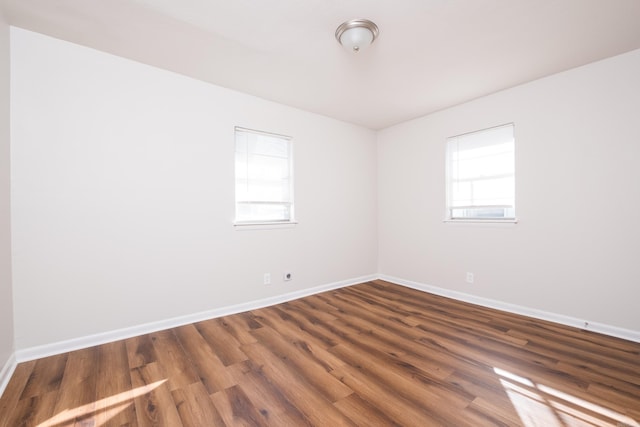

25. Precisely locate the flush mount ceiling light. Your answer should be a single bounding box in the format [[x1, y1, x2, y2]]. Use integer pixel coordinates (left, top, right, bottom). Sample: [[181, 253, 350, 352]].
[[335, 18, 379, 53]]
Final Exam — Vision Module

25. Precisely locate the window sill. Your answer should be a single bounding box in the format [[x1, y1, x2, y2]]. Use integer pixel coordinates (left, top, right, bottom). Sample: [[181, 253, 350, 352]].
[[234, 221, 298, 231], [443, 218, 518, 225]]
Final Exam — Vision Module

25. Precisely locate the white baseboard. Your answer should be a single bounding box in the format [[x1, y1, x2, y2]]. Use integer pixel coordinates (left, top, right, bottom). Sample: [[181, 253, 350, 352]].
[[0, 352, 17, 398], [379, 274, 640, 344], [15, 274, 377, 362], [13, 272, 639, 364]]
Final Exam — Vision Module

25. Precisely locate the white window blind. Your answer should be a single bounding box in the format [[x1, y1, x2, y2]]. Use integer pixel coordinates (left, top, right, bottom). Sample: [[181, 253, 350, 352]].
[[235, 127, 293, 224], [446, 123, 515, 221]]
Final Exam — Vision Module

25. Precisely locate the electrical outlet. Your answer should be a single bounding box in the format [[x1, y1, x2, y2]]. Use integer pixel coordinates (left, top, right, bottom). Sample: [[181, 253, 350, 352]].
[[284, 272, 292, 281], [264, 273, 271, 285], [466, 272, 474, 284]]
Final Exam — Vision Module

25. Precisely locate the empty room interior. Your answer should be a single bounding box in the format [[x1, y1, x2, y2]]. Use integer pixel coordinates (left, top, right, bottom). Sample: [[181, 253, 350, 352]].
[[0, 0, 639, 426]]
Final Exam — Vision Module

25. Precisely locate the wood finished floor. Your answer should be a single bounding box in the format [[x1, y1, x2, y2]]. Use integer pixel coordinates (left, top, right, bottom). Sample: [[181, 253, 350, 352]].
[[1, 280, 639, 426]]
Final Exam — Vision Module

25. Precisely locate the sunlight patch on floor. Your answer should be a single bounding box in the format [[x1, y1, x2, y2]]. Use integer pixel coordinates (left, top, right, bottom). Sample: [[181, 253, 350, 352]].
[[494, 367, 638, 427], [36, 379, 167, 427]]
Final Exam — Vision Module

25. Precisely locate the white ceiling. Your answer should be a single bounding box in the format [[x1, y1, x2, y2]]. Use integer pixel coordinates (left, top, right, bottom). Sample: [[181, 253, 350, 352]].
[[2, 0, 640, 130]]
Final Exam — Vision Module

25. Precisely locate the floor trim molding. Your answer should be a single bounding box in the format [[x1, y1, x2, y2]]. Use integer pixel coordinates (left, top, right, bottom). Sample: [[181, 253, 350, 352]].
[[380, 274, 640, 344], [0, 352, 17, 398], [14, 274, 377, 363], [12, 272, 639, 365]]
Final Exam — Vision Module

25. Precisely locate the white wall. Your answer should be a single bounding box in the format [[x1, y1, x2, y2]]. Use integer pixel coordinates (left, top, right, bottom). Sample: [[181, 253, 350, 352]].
[[0, 13, 14, 373], [9, 26, 639, 354], [378, 48, 640, 333], [10, 28, 377, 350]]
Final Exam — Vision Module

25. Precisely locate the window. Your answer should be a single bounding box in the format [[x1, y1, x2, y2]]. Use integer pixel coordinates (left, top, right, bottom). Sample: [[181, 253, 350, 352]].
[[235, 127, 294, 224], [446, 123, 515, 221]]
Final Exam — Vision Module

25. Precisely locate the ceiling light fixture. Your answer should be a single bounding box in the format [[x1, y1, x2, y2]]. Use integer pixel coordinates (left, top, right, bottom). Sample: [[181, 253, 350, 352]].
[[335, 18, 379, 53]]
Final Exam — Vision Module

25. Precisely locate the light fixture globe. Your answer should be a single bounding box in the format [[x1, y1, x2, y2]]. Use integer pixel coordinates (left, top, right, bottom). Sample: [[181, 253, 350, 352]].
[[335, 19, 379, 53]]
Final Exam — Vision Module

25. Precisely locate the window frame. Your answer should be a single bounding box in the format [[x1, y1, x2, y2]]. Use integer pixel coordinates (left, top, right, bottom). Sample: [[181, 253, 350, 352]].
[[234, 126, 296, 228], [445, 123, 517, 224]]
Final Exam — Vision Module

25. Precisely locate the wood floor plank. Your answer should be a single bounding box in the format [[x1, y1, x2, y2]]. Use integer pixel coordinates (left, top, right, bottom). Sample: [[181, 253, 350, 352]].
[[502, 321, 640, 371], [466, 401, 522, 426], [330, 364, 455, 427], [250, 325, 353, 402], [19, 353, 68, 400], [210, 384, 268, 427], [333, 393, 403, 427], [94, 341, 137, 426], [240, 341, 357, 426], [49, 346, 98, 426], [280, 300, 352, 348], [126, 333, 158, 369], [172, 324, 237, 394], [257, 305, 341, 349], [195, 320, 248, 367], [366, 280, 496, 325], [330, 343, 473, 420], [0, 360, 36, 427], [129, 362, 183, 427], [228, 362, 313, 426], [329, 315, 456, 379], [335, 336, 473, 406], [172, 382, 226, 427], [214, 316, 258, 346], [3, 390, 59, 427], [587, 382, 640, 418], [149, 329, 200, 392], [286, 297, 340, 323], [327, 292, 504, 378], [467, 395, 527, 426], [555, 359, 640, 399], [2, 280, 638, 426], [258, 305, 348, 361]]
